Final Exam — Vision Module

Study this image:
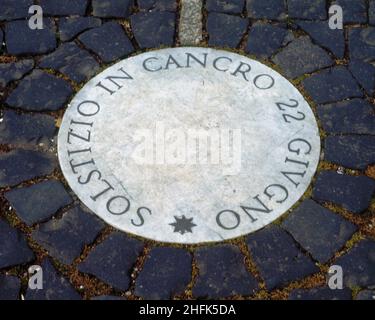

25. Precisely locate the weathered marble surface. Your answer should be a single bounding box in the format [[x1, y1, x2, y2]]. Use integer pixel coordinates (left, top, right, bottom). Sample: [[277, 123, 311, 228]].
[[58, 47, 320, 244]]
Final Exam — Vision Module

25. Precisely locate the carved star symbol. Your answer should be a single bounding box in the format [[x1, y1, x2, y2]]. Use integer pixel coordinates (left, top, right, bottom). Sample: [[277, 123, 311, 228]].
[[169, 215, 197, 235]]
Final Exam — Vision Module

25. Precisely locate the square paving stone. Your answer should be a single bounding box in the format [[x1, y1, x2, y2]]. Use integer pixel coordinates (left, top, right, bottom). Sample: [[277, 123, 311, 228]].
[[6, 70, 73, 111], [138, 0, 177, 11], [289, 286, 352, 300], [335, 239, 375, 288], [5, 19, 57, 56], [247, 225, 319, 290], [333, 0, 367, 24], [39, 0, 88, 16], [207, 12, 248, 48], [349, 27, 375, 61], [0, 219, 34, 269], [39, 42, 100, 83], [193, 245, 258, 298], [79, 22, 134, 63], [348, 59, 375, 96], [245, 22, 288, 59], [0, 110, 55, 146], [370, 1, 375, 26], [356, 290, 375, 300], [0, 275, 21, 300], [5, 180, 73, 226], [32, 206, 104, 265], [0, 0, 33, 21], [131, 11, 175, 49], [134, 247, 192, 299], [0, 59, 34, 87], [302, 66, 363, 104], [0, 150, 56, 188], [312, 171, 375, 214], [59, 17, 102, 42], [92, 0, 133, 18], [246, 0, 286, 20], [78, 233, 144, 291], [26, 259, 81, 300], [272, 36, 333, 79], [317, 99, 375, 135], [207, 0, 244, 14], [296, 21, 345, 58], [324, 135, 375, 170], [288, 0, 327, 20], [282, 199, 357, 263]]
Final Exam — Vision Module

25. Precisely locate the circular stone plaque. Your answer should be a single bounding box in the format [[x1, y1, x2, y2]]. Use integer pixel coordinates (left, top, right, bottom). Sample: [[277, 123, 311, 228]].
[[58, 47, 320, 244]]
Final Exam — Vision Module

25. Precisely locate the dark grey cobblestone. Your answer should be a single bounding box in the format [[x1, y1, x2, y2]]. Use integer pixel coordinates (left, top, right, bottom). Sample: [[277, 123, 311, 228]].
[[289, 286, 352, 300], [0, 219, 34, 269], [348, 59, 375, 96], [78, 233, 143, 291], [32, 206, 104, 265], [39, 42, 100, 83], [333, 0, 367, 24], [0, 59, 34, 88], [288, 0, 327, 20], [302, 66, 363, 104], [0, 275, 21, 300], [246, 0, 286, 20], [39, 0, 88, 16], [131, 11, 175, 49], [335, 239, 375, 288], [245, 22, 288, 59], [317, 99, 375, 135], [91, 295, 126, 300], [207, 13, 247, 48], [356, 290, 375, 300], [370, 1, 375, 25], [0, 150, 56, 188], [282, 199, 357, 263], [26, 259, 81, 300], [138, 0, 177, 11], [5, 19, 56, 56], [6, 70, 73, 111], [247, 226, 319, 290], [92, 0, 133, 18], [58, 17, 102, 42], [135, 247, 192, 299], [272, 36, 333, 79], [312, 171, 375, 214], [79, 22, 134, 63], [193, 245, 258, 298], [324, 135, 375, 170], [5, 180, 73, 226], [349, 27, 375, 61], [0, 110, 55, 146], [296, 21, 345, 58], [0, 0, 33, 21], [207, 0, 244, 14]]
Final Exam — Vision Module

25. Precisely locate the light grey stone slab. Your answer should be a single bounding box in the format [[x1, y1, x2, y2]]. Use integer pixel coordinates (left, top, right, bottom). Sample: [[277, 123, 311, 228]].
[[58, 47, 320, 244], [179, 0, 203, 45]]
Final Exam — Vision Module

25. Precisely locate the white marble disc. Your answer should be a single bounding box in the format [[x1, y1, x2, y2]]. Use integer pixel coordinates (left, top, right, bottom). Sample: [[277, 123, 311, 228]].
[[58, 47, 321, 244]]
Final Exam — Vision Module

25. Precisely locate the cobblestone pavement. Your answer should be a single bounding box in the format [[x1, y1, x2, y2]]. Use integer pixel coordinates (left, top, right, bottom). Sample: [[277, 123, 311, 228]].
[[0, 0, 374, 300]]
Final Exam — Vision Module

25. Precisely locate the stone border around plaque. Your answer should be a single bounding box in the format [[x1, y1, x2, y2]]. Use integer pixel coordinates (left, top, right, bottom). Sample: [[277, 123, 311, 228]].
[[58, 47, 321, 244]]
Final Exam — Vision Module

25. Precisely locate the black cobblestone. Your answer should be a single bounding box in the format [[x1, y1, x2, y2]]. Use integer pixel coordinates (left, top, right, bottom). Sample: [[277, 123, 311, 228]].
[[302, 66, 363, 104], [0, 219, 34, 269], [282, 199, 357, 263], [135, 247, 192, 299], [138, 0, 177, 11], [39, 42, 100, 83], [324, 135, 375, 170], [207, 13, 248, 48], [312, 171, 375, 214], [79, 22, 134, 63], [246, 0, 286, 20], [288, 0, 327, 20], [272, 36, 333, 79], [289, 286, 352, 300], [0, 275, 21, 300], [207, 0, 244, 14], [0, 59, 34, 87], [59, 17, 102, 42], [131, 11, 175, 49], [5, 180, 73, 226], [0, 149, 56, 188], [247, 226, 318, 290], [317, 99, 375, 135], [39, 0, 88, 16], [193, 245, 258, 298], [92, 0, 133, 18], [78, 233, 143, 291], [5, 19, 57, 56], [0, 110, 55, 146]]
